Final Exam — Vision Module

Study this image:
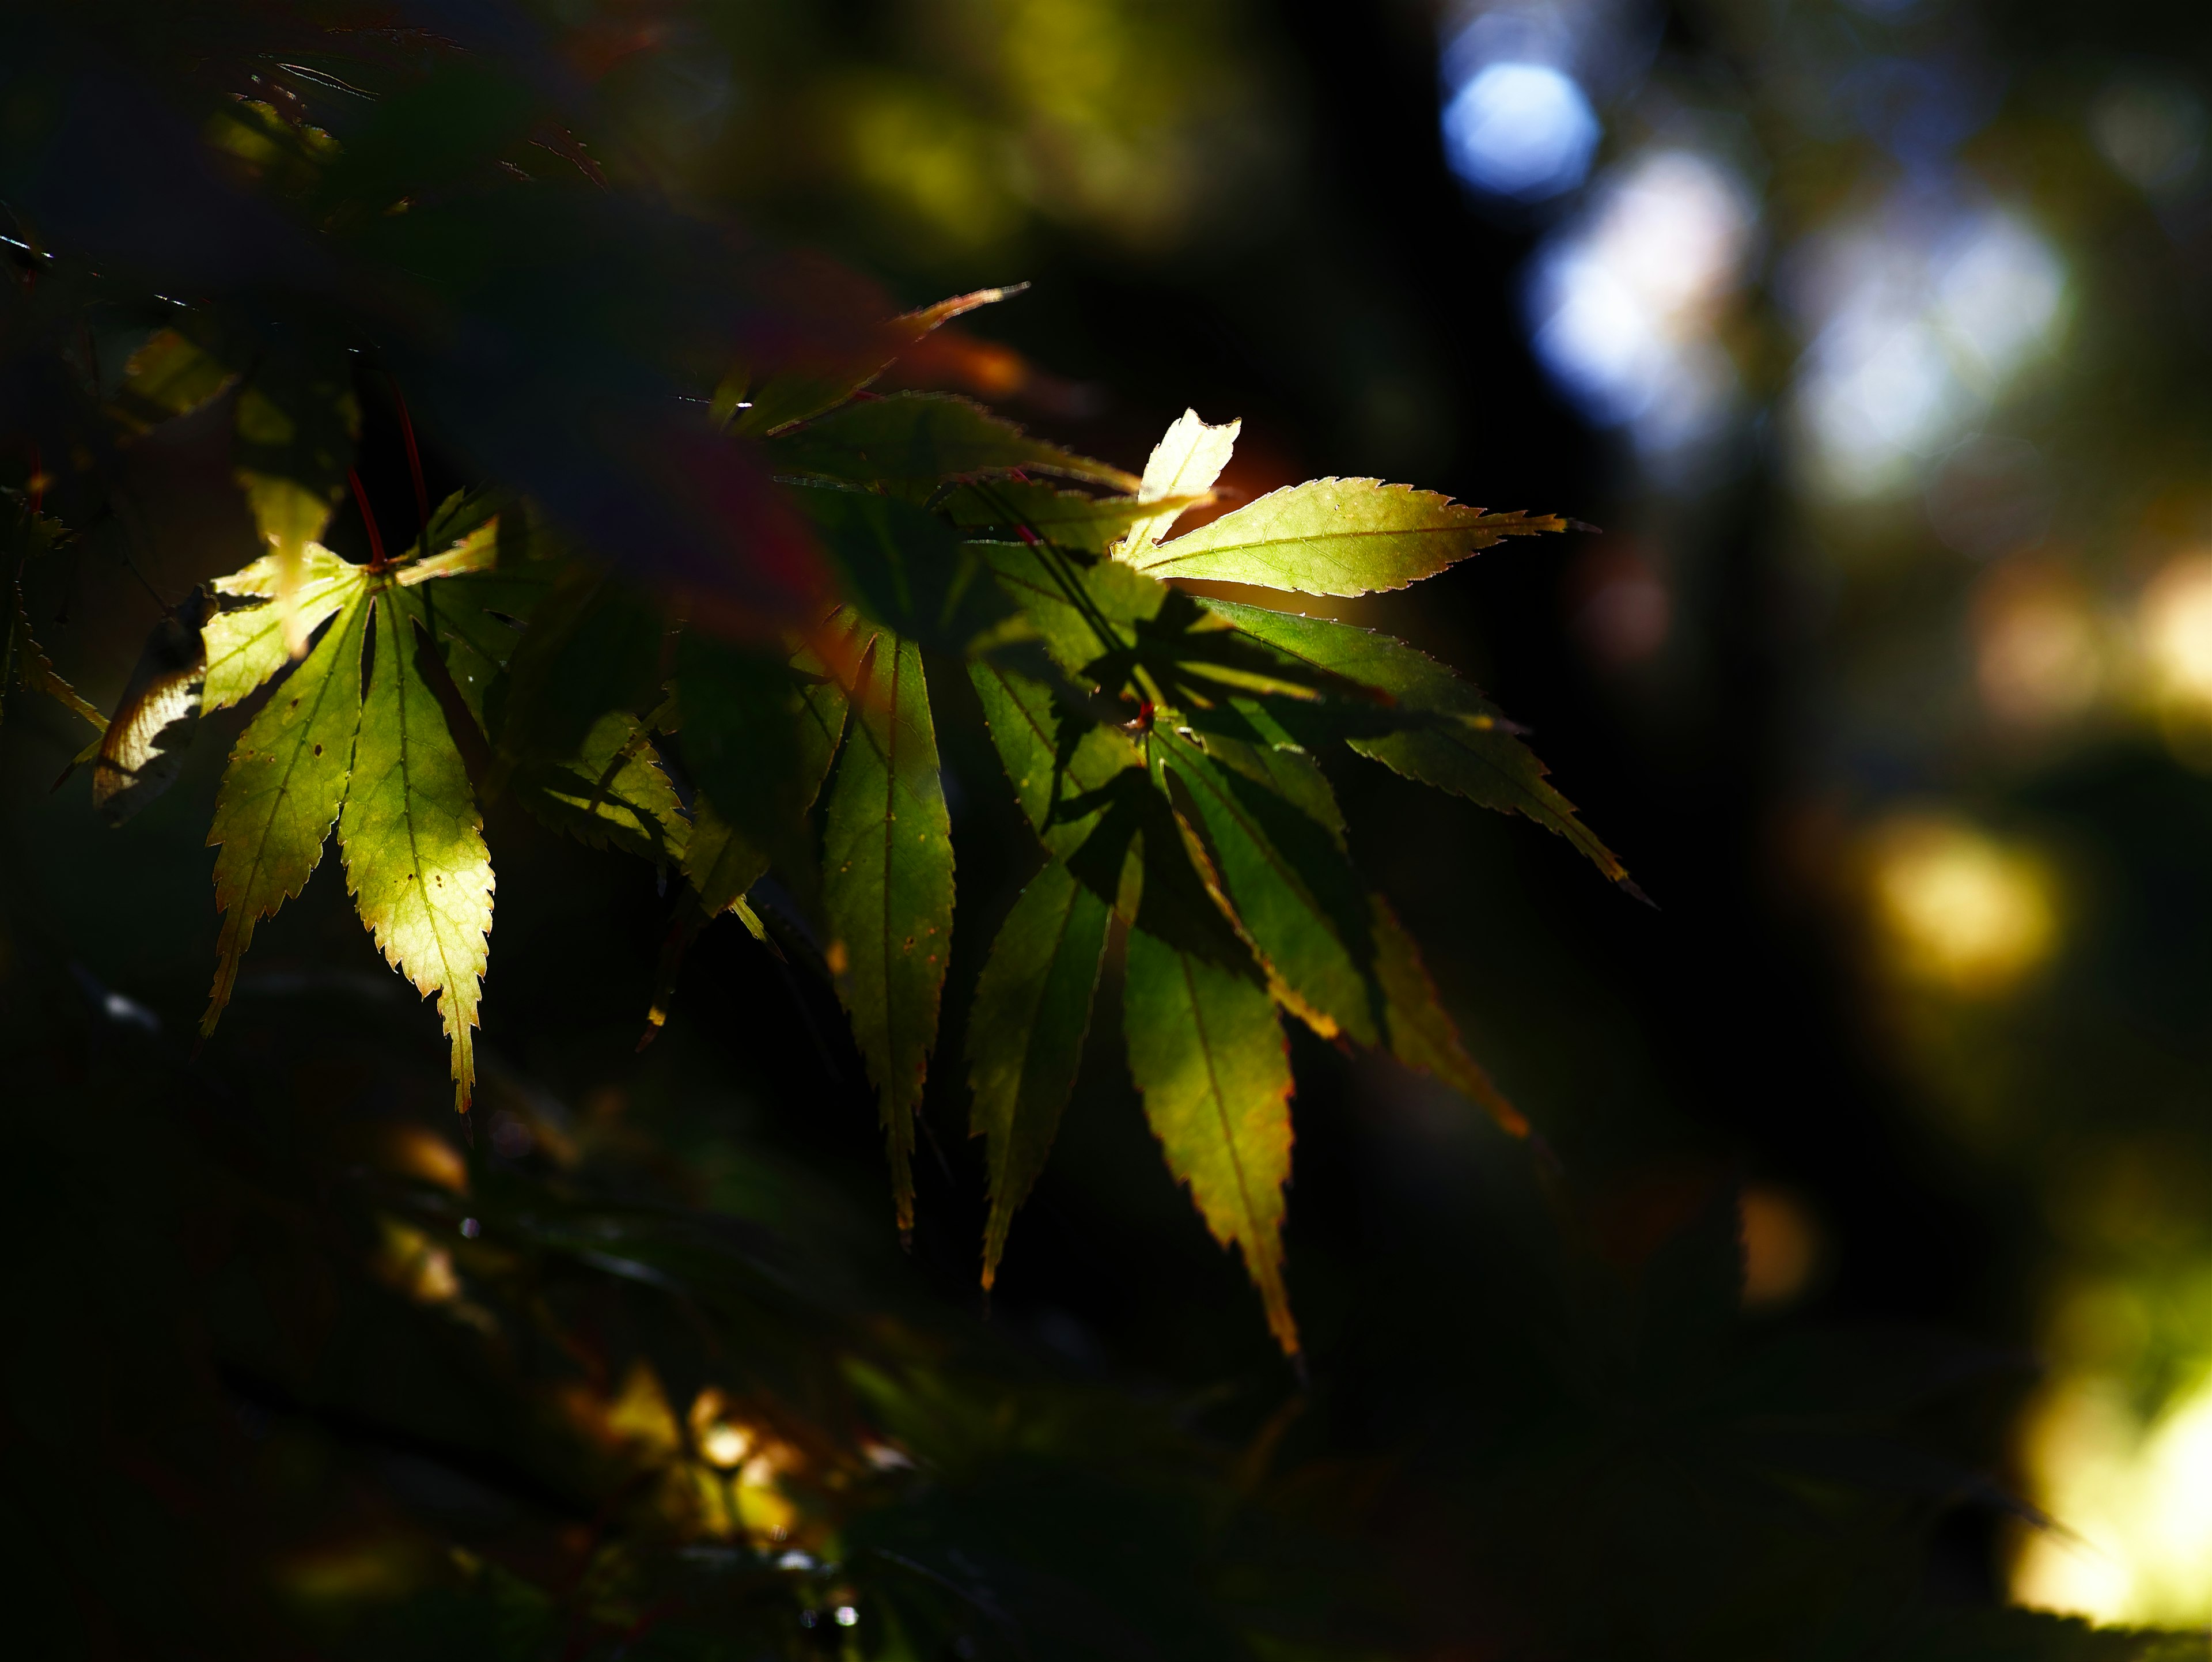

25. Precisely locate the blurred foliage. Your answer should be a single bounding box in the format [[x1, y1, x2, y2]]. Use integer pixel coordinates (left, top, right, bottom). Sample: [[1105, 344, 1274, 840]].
[[7, 0, 2212, 1656]]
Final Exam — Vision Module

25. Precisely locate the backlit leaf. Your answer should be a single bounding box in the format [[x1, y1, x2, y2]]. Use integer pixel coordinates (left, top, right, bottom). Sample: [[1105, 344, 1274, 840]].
[[940, 479, 1202, 552], [967, 861, 1112, 1288], [1124, 478, 1568, 596], [92, 597, 209, 825], [202, 588, 370, 1033], [969, 661, 1251, 968], [514, 709, 689, 868], [821, 633, 955, 1233], [110, 327, 237, 434], [1204, 600, 1629, 885], [771, 393, 1138, 499], [230, 356, 359, 655], [202, 544, 368, 711], [1123, 926, 1298, 1356], [1113, 407, 1240, 556], [685, 798, 771, 920], [1152, 725, 1378, 1045], [339, 593, 495, 1112]]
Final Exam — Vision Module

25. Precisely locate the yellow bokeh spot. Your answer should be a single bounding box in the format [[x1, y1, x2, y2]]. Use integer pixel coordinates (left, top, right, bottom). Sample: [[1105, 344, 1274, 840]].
[[1868, 815, 2057, 993], [372, 1216, 460, 1304], [2142, 552, 2212, 710], [2016, 1364, 2212, 1623]]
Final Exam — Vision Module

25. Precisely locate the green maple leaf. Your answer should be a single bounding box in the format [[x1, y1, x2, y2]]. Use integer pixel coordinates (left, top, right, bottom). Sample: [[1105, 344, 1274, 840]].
[[771, 392, 1139, 500], [1203, 600, 1631, 887], [820, 631, 955, 1233], [967, 860, 1112, 1289], [1122, 478, 1569, 596], [513, 709, 689, 868], [1151, 724, 1377, 1046], [202, 586, 371, 1032], [1123, 926, 1299, 1356], [338, 592, 495, 1112]]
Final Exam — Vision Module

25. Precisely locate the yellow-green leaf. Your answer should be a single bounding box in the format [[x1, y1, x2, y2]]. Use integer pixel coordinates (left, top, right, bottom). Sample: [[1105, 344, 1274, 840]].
[[1123, 926, 1298, 1356], [821, 632, 955, 1234], [202, 588, 370, 1033], [1113, 407, 1239, 556], [967, 862, 1112, 1288], [202, 544, 368, 711], [1125, 478, 1569, 596], [111, 328, 238, 434], [338, 593, 495, 1113]]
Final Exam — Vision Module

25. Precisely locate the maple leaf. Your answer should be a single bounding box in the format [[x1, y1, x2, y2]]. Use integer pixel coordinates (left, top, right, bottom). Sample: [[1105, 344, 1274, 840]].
[[967, 861, 1112, 1288], [771, 392, 1139, 499], [1204, 600, 1632, 888], [1113, 407, 1241, 556], [338, 593, 495, 1113], [723, 285, 1028, 437], [229, 354, 359, 656], [940, 479, 1206, 552], [820, 631, 955, 1234], [202, 543, 369, 711], [513, 709, 690, 869], [202, 586, 370, 1033], [109, 327, 238, 435], [92, 596, 211, 826], [676, 612, 854, 871], [1123, 926, 1298, 1356], [1150, 724, 1378, 1046], [1122, 477, 1570, 596], [6, 579, 107, 738]]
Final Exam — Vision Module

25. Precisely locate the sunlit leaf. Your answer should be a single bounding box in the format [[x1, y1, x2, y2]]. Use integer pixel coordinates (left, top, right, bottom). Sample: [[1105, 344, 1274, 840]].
[[940, 479, 1203, 552], [1205, 599, 1630, 885], [1152, 725, 1378, 1045], [1123, 926, 1298, 1356], [967, 861, 1112, 1288], [338, 593, 495, 1112], [514, 709, 689, 868], [968, 660, 1143, 866], [1113, 407, 1240, 556], [92, 597, 208, 825], [202, 589, 370, 1033], [202, 544, 369, 711], [821, 632, 954, 1233], [230, 356, 359, 654], [968, 661, 1252, 968], [1124, 478, 1569, 596]]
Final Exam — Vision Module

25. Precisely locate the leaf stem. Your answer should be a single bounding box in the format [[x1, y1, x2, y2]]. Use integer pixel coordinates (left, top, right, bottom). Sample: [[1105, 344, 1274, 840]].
[[350, 467, 388, 571]]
